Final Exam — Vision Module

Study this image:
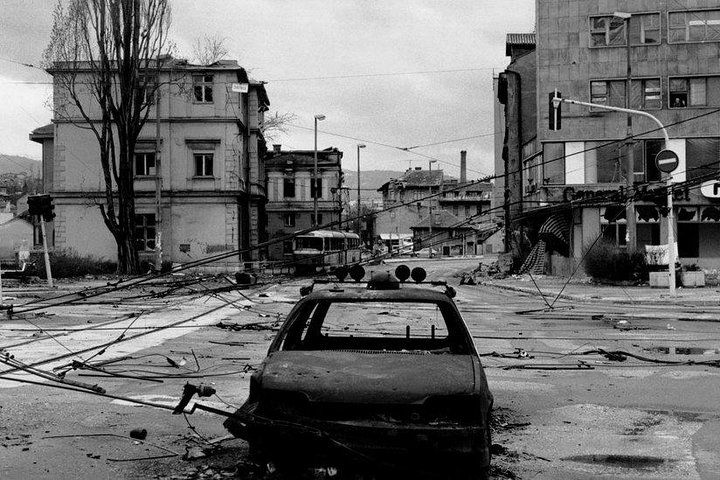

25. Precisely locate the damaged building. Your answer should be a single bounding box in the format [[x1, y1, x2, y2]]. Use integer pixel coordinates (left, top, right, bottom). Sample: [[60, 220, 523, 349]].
[[31, 58, 269, 270]]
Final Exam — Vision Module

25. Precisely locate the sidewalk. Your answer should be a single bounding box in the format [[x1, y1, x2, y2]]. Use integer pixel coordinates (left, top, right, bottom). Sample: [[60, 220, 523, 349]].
[[480, 275, 720, 306]]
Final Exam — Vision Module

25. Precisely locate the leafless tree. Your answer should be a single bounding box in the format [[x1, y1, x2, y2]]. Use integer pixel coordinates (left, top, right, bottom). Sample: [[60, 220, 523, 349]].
[[43, 0, 172, 274], [261, 111, 296, 143], [191, 34, 229, 65]]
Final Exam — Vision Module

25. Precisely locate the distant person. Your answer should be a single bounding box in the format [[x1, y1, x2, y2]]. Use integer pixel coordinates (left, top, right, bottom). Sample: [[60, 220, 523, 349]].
[[673, 97, 686, 108]]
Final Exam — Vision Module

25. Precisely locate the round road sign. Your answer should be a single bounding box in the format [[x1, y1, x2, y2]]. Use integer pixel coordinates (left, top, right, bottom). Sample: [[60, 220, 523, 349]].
[[656, 149, 679, 173]]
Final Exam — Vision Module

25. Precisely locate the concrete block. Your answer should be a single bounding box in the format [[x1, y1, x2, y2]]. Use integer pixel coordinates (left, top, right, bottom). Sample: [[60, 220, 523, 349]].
[[681, 271, 705, 288], [649, 271, 670, 288]]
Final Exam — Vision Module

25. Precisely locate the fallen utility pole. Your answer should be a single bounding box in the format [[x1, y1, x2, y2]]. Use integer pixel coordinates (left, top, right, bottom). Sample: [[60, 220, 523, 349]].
[[551, 94, 675, 295]]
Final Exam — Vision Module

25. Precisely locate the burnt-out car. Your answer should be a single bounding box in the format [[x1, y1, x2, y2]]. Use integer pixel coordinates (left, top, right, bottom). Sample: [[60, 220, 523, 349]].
[[224, 276, 493, 478]]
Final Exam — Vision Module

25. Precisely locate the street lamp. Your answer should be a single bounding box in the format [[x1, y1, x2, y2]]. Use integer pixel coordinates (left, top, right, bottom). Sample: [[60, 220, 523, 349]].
[[313, 114, 325, 227], [614, 11, 637, 252], [428, 159, 437, 171], [356, 144, 366, 235]]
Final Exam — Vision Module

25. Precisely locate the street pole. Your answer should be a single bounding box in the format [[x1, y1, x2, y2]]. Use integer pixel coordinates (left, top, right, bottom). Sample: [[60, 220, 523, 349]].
[[356, 144, 365, 235], [618, 12, 637, 252], [40, 218, 53, 288], [154, 73, 163, 271], [552, 94, 675, 295], [313, 114, 325, 227]]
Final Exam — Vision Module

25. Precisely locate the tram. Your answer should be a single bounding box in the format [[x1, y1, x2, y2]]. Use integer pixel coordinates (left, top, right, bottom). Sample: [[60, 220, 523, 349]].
[[292, 230, 362, 273]]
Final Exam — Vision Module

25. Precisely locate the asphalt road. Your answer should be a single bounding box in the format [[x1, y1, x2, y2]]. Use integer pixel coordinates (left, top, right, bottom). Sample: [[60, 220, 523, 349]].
[[1, 259, 719, 479]]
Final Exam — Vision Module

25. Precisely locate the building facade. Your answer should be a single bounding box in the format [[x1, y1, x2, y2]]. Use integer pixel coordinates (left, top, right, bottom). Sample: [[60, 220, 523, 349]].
[[264, 145, 344, 261], [501, 1, 720, 273], [32, 58, 269, 270]]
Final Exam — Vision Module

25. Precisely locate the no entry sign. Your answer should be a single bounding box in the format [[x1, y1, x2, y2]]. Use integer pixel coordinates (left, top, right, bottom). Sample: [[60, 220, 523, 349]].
[[656, 149, 679, 173]]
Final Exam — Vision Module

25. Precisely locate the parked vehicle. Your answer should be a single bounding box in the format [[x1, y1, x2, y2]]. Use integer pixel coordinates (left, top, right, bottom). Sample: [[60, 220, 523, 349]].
[[224, 268, 494, 478], [292, 230, 361, 273]]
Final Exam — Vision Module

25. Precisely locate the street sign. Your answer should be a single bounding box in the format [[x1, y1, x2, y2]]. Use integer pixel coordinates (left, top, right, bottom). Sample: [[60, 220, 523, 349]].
[[655, 149, 679, 173], [701, 180, 720, 198], [231, 83, 249, 93]]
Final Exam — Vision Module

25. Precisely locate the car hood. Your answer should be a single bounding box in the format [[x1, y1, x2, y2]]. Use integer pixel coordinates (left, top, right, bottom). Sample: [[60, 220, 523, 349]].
[[259, 350, 476, 404]]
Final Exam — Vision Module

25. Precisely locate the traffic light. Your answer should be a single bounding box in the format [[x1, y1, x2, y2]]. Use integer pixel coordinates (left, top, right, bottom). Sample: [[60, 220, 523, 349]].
[[549, 91, 562, 131], [27, 194, 55, 222]]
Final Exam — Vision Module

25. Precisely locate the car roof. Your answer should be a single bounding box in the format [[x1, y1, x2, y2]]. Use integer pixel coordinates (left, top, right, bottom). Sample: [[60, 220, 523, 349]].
[[302, 286, 454, 303]]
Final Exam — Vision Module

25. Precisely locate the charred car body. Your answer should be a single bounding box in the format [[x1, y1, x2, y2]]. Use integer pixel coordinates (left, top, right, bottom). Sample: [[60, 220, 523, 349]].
[[225, 269, 493, 478]]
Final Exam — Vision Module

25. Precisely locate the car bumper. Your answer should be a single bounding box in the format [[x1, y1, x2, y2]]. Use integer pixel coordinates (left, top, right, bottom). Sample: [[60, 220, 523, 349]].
[[225, 402, 491, 468]]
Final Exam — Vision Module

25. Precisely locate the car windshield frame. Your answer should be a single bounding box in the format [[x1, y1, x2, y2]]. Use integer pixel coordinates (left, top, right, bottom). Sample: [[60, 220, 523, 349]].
[[271, 297, 473, 355]]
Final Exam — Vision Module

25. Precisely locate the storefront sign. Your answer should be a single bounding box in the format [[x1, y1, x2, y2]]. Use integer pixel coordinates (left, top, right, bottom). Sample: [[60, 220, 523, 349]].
[[700, 180, 720, 199], [562, 185, 690, 203]]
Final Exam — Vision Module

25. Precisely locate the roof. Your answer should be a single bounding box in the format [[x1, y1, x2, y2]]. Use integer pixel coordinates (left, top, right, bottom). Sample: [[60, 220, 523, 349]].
[[296, 230, 359, 239], [411, 210, 474, 230], [29, 123, 54, 143], [265, 148, 343, 165], [506, 33, 536, 56], [304, 287, 455, 303], [378, 169, 446, 192]]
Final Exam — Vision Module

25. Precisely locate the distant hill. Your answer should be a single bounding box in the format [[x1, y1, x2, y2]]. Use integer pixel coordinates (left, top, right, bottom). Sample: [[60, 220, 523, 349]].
[[0, 154, 40, 174], [342, 170, 405, 201]]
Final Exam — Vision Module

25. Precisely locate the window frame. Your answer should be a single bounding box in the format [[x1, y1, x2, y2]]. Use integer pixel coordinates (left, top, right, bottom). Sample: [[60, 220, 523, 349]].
[[589, 15, 627, 48], [283, 176, 296, 198], [310, 178, 323, 199], [668, 8, 720, 44], [669, 75, 710, 108], [641, 77, 662, 110], [134, 151, 157, 177], [192, 74, 214, 103], [283, 212, 296, 227], [193, 152, 214, 177], [638, 12, 661, 45], [134, 213, 156, 252], [589, 79, 626, 110]]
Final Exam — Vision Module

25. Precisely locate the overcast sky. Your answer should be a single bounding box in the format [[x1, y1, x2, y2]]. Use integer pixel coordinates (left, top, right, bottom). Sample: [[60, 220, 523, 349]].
[[0, 0, 534, 178]]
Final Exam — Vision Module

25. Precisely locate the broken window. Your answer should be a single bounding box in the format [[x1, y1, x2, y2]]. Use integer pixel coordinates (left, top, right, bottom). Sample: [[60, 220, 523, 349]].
[[134, 152, 156, 176], [134, 213, 156, 251], [193, 74, 214, 103], [628, 13, 660, 45], [542, 142, 565, 184], [590, 80, 625, 109], [642, 78, 661, 109], [669, 9, 720, 43], [590, 16, 626, 47], [283, 176, 296, 198], [194, 153, 214, 177], [311, 178, 323, 199]]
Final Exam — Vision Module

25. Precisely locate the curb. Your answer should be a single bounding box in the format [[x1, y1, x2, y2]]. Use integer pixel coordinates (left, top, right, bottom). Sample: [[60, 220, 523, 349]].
[[477, 280, 720, 307]]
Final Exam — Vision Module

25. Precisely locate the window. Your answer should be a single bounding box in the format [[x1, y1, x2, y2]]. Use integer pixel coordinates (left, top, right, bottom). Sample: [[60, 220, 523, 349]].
[[194, 153, 213, 177], [543, 142, 565, 184], [283, 212, 295, 227], [311, 213, 323, 225], [452, 205, 459, 217], [635, 139, 662, 183], [642, 78, 661, 109], [193, 74, 214, 102], [591, 80, 625, 108], [134, 152, 156, 176], [628, 13, 661, 44], [283, 240, 293, 254], [590, 16, 626, 47], [669, 9, 720, 43], [310, 178, 323, 199], [686, 138, 720, 182], [283, 176, 296, 198], [595, 142, 626, 183], [134, 213, 156, 251], [138, 75, 158, 104], [678, 223, 700, 258]]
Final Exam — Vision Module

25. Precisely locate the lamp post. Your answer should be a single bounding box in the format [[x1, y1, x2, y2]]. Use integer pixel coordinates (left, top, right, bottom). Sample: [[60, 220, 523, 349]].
[[356, 144, 366, 235], [313, 114, 325, 226], [615, 11, 636, 252]]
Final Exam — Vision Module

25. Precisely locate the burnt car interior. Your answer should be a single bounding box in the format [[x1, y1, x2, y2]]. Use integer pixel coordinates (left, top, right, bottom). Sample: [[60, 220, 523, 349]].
[[278, 299, 472, 354]]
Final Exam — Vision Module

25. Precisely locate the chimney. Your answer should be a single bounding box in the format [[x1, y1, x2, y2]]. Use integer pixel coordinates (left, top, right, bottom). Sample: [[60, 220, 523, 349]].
[[273, 144, 282, 153], [460, 150, 467, 183]]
